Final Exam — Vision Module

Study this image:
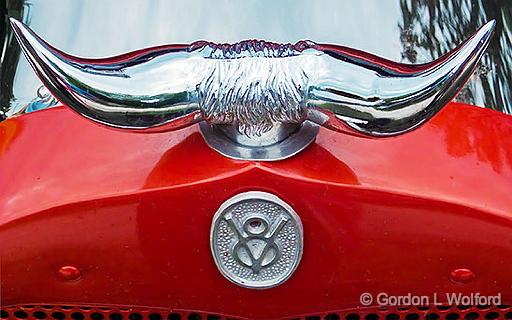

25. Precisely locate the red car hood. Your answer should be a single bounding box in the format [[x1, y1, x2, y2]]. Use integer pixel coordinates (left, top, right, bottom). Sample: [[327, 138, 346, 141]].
[[1, 102, 512, 319]]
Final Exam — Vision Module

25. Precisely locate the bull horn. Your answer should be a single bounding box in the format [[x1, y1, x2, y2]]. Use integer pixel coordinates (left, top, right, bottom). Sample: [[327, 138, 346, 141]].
[[9, 18, 203, 130], [307, 20, 496, 136], [10, 18, 495, 136]]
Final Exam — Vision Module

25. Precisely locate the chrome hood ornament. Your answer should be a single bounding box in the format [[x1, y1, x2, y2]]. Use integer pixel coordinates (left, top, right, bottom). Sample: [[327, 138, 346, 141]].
[[10, 18, 495, 157]]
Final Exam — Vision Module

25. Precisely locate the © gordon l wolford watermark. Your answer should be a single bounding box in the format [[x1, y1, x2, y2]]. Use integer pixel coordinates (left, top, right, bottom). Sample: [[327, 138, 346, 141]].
[[359, 292, 502, 307]]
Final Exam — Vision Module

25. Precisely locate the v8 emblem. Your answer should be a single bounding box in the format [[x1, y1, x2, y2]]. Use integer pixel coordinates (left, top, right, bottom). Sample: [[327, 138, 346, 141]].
[[224, 213, 289, 273], [210, 191, 303, 289]]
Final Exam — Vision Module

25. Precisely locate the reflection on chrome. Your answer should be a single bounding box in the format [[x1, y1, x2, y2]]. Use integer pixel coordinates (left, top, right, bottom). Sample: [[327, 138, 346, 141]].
[[10, 18, 494, 137], [14, 85, 59, 115]]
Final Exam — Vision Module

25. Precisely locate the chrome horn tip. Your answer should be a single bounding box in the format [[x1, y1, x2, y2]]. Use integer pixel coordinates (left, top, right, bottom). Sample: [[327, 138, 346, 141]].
[[483, 19, 497, 31], [9, 18, 30, 43], [9, 18, 26, 47], [9, 17, 20, 28], [477, 19, 496, 44]]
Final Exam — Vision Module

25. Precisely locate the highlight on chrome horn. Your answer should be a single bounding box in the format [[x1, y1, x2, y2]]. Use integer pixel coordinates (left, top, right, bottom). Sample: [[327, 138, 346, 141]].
[[10, 18, 495, 137]]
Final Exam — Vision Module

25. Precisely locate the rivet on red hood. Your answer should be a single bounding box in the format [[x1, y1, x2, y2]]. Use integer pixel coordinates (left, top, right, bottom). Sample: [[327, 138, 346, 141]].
[[450, 268, 476, 284], [58, 266, 82, 281]]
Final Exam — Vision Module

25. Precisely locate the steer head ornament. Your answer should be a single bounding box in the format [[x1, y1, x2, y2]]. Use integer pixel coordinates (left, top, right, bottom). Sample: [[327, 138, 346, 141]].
[[10, 18, 495, 158]]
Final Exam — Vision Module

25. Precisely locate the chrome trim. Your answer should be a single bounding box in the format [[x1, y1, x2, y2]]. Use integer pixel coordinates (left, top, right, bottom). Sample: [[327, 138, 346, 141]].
[[200, 121, 319, 161], [10, 18, 494, 137]]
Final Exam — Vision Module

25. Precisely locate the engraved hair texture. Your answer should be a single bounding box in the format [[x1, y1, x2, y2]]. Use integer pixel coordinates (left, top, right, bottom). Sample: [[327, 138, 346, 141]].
[[196, 41, 315, 136]]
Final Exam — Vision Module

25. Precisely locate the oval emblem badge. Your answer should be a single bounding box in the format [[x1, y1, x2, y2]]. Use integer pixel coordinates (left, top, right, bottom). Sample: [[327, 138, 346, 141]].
[[210, 191, 303, 289]]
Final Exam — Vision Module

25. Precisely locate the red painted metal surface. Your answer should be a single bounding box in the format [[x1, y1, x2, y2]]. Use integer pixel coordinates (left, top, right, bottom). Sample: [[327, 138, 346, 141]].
[[1, 102, 512, 319]]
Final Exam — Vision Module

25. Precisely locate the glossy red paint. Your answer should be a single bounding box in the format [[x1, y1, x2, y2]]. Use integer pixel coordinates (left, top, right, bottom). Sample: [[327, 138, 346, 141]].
[[1, 102, 512, 319]]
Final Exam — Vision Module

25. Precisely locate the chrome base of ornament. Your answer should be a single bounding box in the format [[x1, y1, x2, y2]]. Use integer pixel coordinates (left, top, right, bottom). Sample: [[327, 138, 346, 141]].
[[199, 121, 319, 161]]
